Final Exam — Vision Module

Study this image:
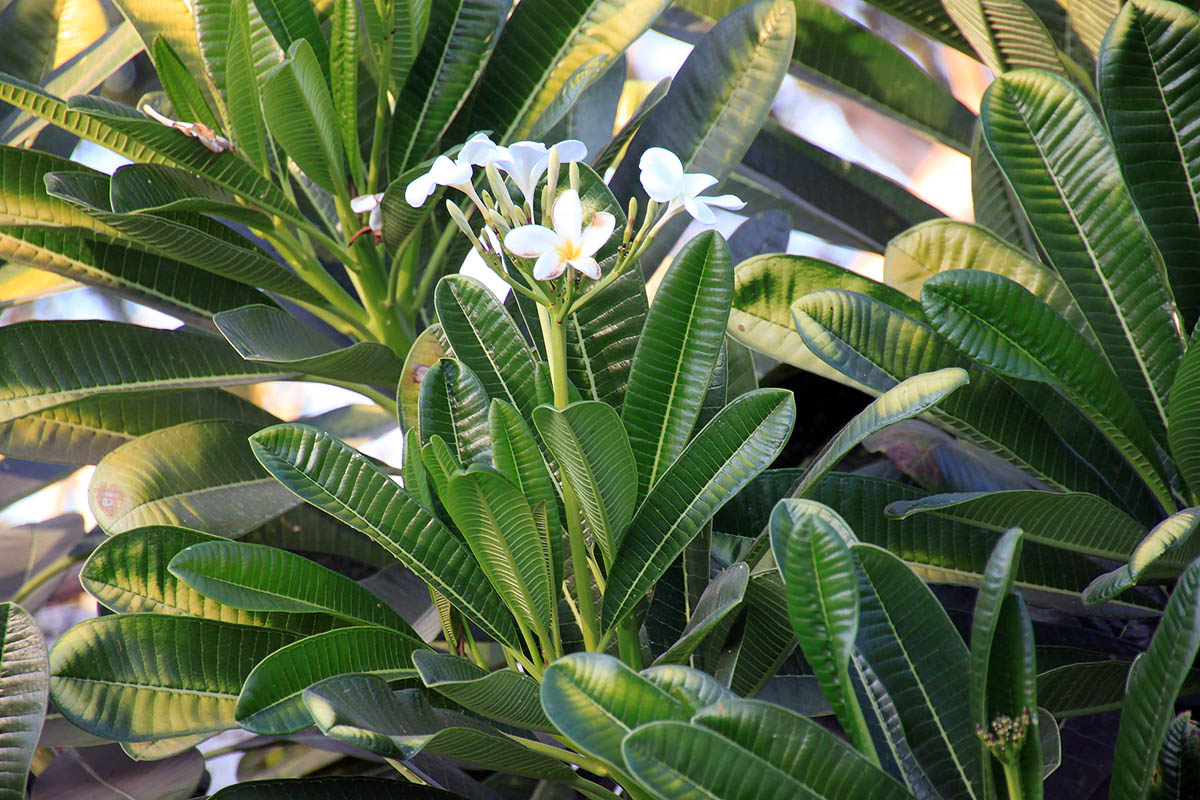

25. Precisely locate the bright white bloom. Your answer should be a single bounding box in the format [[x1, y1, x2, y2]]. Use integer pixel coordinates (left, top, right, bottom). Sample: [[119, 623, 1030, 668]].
[[493, 139, 587, 206], [504, 189, 613, 281], [405, 154, 476, 207], [458, 132, 505, 166], [143, 105, 233, 153], [351, 192, 385, 234], [638, 147, 744, 225]]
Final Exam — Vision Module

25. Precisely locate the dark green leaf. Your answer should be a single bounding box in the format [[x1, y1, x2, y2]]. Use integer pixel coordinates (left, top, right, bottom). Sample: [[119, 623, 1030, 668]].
[[0, 603, 46, 800]]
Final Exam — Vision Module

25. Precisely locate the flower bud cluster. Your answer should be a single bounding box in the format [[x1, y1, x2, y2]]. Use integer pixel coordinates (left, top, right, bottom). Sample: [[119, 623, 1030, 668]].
[[976, 707, 1033, 766]]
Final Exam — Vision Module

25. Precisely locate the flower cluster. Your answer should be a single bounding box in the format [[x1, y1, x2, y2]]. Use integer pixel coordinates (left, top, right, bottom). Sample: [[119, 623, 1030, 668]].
[[350, 133, 745, 312], [976, 708, 1033, 766]]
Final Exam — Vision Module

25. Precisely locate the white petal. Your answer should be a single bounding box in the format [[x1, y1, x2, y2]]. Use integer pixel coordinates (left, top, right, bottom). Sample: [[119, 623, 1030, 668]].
[[459, 133, 502, 165], [368, 205, 383, 232], [351, 192, 384, 213], [507, 141, 549, 173], [142, 105, 177, 126], [504, 224, 559, 258], [578, 211, 615, 257], [552, 189, 584, 241], [429, 155, 473, 186], [701, 193, 745, 211], [552, 139, 587, 163], [533, 251, 567, 281], [682, 172, 718, 197], [638, 147, 684, 202], [569, 257, 601, 280], [405, 174, 437, 207], [683, 194, 716, 225]]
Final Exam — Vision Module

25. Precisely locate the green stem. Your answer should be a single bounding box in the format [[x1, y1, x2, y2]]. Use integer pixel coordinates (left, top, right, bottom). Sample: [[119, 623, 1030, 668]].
[[540, 304, 600, 651], [616, 618, 642, 670], [507, 736, 610, 776], [366, 0, 394, 195], [1002, 760, 1024, 800]]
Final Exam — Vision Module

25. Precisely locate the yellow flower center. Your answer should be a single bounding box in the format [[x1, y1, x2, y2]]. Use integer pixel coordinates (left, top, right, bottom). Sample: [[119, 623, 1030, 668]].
[[555, 238, 581, 263]]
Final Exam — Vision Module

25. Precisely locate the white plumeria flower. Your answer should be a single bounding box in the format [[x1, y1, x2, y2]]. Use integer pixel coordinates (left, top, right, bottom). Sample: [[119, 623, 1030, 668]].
[[404, 154, 475, 207], [404, 134, 502, 207], [143, 105, 233, 153], [351, 192, 385, 234], [493, 139, 587, 206], [504, 189, 613, 281], [638, 147, 745, 225]]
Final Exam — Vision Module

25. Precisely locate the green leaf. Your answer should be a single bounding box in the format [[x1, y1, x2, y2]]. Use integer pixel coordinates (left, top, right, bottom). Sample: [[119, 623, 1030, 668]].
[[436, 275, 539, 420], [852, 543, 984, 798], [794, 368, 970, 498], [66, 96, 298, 222], [113, 0, 221, 113], [388, 0, 432, 88], [0, 320, 285, 424], [1083, 507, 1200, 604], [652, 561, 749, 667], [209, 777, 463, 799], [235, 626, 427, 734], [488, 398, 561, 548], [1099, 0, 1200, 330], [80, 526, 346, 637], [223, 0, 274, 170], [734, 122, 944, 254], [622, 699, 913, 800], [153, 35, 221, 129], [44, 171, 324, 305], [413, 651, 553, 731], [330, 0, 361, 189], [807, 473, 1158, 614], [0, 147, 114, 233], [793, 290, 1149, 508], [0, 224, 277, 328], [252, 0, 329, 78], [0, 603, 46, 800], [981, 68, 1185, 437], [49, 613, 297, 741], [465, 0, 670, 143], [623, 230, 733, 498], [168, 540, 414, 633], [970, 122, 1039, 254], [0, 389, 275, 466], [941, 0, 1076, 79], [921, 269, 1170, 507], [398, 323, 451, 434], [533, 401, 636, 566], [609, 0, 793, 205], [89, 420, 301, 536], [215, 305, 404, 384], [263, 39, 344, 194], [419, 358, 492, 465], [249, 423, 521, 649], [441, 468, 556, 644], [729, 252, 915, 389], [883, 219, 1094, 348], [107, 162, 274, 228], [304, 677, 572, 778], [1170, 333, 1200, 500], [967, 529, 1023, 791], [387, 0, 509, 173], [1111, 556, 1200, 800], [603, 388, 794, 632], [540, 652, 689, 770], [885, 490, 1150, 563], [987, 594, 1042, 798], [565, 254, 647, 412], [770, 499, 873, 760]]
